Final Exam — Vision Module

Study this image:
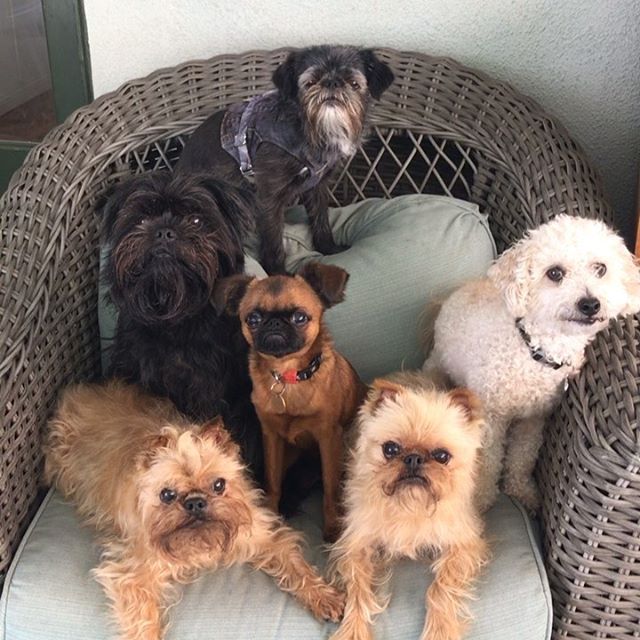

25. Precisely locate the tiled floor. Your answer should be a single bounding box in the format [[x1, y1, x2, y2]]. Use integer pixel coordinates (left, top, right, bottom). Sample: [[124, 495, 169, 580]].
[[0, 90, 56, 142]]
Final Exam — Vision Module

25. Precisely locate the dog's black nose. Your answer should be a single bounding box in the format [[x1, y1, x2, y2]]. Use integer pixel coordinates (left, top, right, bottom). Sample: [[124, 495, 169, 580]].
[[265, 317, 287, 330], [577, 296, 601, 317], [183, 496, 207, 515], [404, 453, 424, 471], [155, 228, 176, 242], [322, 76, 342, 90]]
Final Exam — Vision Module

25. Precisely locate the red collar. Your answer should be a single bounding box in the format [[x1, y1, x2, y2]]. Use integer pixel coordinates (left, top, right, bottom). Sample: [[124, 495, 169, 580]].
[[270, 353, 323, 385]]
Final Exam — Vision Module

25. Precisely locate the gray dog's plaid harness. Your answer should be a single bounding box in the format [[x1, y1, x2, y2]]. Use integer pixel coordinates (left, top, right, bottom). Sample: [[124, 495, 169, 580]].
[[220, 90, 328, 189]]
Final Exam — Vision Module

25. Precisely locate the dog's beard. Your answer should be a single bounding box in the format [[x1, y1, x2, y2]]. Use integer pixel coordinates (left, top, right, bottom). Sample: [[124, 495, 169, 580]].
[[110, 229, 231, 325], [381, 473, 440, 511], [302, 88, 365, 157], [126, 263, 212, 324], [385, 474, 431, 492], [146, 492, 254, 562], [157, 516, 239, 560], [373, 453, 448, 516]]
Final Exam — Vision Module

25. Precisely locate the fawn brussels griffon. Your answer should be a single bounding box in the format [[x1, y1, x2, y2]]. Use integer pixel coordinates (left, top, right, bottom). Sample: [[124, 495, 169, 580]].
[[44, 381, 345, 640], [215, 262, 366, 542], [100, 170, 262, 475], [329, 373, 489, 640], [176, 45, 394, 274]]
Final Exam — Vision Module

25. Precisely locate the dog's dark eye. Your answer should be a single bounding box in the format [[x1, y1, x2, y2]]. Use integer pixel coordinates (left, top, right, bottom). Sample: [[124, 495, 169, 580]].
[[351, 80, 360, 90], [291, 310, 308, 325], [188, 215, 201, 227], [594, 263, 607, 278], [138, 216, 147, 225], [304, 80, 314, 89], [382, 441, 401, 459], [246, 311, 263, 328], [212, 478, 226, 494], [546, 266, 565, 282], [431, 449, 451, 465], [159, 488, 177, 503]]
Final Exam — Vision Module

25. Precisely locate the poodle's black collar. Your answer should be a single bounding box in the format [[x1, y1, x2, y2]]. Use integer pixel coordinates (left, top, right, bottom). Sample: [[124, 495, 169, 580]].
[[515, 319, 568, 370]]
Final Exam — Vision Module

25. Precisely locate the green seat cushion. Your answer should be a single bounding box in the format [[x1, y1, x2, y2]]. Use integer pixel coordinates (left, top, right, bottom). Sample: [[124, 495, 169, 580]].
[[100, 195, 496, 382], [0, 491, 551, 640]]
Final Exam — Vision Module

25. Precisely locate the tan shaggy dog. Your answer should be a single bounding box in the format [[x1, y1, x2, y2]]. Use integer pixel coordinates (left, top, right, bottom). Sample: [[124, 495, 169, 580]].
[[215, 262, 366, 542], [44, 381, 344, 640], [329, 372, 489, 640]]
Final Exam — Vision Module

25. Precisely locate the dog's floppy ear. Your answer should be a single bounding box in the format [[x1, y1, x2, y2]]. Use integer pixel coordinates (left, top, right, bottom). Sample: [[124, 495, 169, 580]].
[[98, 173, 163, 241], [447, 388, 484, 426], [364, 379, 405, 415], [297, 261, 349, 308], [487, 241, 532, 318], [618, 249, 640, 315], [359, 49, 394, 100], [200, 418, 242, 458], [135, 427, 178, 471], [198, 177, 254, 242], [213, 274, 254, 315], [272, 50, 300, 101]]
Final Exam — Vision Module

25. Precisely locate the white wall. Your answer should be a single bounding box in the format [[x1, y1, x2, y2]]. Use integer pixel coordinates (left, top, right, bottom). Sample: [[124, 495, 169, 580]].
[[83, 0, 640, 242]]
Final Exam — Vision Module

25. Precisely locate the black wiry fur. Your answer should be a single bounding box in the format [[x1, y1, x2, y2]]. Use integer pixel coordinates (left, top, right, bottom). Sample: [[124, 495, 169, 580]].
[[100, 171, 263, 477], [176, 45, 394, 274]]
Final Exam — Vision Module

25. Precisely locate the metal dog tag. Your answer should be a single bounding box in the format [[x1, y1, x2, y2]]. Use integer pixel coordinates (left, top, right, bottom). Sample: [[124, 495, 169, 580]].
[[270, 379, 287, 411]]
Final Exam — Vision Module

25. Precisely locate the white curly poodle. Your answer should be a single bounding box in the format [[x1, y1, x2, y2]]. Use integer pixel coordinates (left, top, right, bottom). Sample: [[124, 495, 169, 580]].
[[423, 215, 640, 512]]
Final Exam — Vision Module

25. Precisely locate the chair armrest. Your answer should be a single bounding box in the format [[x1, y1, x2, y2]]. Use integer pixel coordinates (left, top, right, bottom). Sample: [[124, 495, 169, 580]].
[[0, 146, 102, 580], [538, 313, 640, 637]]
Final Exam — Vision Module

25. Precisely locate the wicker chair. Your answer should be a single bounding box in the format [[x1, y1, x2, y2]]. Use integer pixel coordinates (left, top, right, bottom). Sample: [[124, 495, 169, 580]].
[[1, 48, 637, 639]]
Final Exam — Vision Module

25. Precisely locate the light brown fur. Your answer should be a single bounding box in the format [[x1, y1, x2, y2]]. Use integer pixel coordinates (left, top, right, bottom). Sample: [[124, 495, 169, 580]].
[[44, 381, 344, 640], [329, 376, 489, 640], [215, 262, 366, 541]]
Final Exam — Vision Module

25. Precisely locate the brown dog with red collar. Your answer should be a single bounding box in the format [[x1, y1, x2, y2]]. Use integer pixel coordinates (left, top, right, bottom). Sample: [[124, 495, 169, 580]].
[[215, 262, 365, 541]]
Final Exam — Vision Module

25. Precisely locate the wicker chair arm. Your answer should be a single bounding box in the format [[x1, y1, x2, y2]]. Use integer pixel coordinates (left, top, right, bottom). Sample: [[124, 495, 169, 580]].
[[0, 136, 103, 581], [539, 314, 640, 638]]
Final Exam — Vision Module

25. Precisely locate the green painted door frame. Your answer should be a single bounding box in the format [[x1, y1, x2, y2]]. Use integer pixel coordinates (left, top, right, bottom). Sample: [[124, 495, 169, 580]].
[[0, 0, 93, 193]]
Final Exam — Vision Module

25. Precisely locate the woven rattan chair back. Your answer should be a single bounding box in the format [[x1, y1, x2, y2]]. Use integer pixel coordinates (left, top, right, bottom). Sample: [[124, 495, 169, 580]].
[[0, 48, 623, 639]]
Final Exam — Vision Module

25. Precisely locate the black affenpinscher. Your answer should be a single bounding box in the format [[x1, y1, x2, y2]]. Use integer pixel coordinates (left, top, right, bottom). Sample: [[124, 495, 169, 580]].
[[100, 171, 262, 476], [176, 45, 394, 274]]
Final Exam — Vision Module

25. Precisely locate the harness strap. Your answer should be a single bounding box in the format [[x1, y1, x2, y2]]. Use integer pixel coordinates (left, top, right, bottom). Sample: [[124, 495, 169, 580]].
[[221, 91, 328, 188]]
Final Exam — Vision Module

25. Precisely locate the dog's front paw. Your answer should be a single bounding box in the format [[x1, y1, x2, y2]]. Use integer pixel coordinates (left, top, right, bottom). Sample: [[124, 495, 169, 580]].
[[321, 243, 349, 256], [330, 617, 374, 640], [261, 259, 288, 275], [307, 583, 345, 623], [311, 233, 348, 255]]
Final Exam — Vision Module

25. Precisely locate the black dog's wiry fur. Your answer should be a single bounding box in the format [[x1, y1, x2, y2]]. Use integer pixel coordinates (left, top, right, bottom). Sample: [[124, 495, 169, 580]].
[[101, 171, 263, 476], [176, 45, 394, 274]]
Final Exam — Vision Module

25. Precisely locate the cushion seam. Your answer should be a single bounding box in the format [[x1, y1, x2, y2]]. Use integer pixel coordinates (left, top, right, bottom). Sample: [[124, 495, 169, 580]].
[[0, 488, 54, 640], [508, 496, 553, 640]]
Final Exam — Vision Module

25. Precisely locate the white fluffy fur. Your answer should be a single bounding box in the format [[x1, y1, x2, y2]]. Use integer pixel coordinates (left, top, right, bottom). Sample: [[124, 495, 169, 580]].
[[424, 215, 640, 511], [316, 106, 357, 157]]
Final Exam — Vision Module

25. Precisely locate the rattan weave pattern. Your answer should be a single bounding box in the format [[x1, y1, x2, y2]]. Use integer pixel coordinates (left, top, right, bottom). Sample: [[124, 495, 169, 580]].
[[0, 48, 629, 637], [538, 314, 640, 639]]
